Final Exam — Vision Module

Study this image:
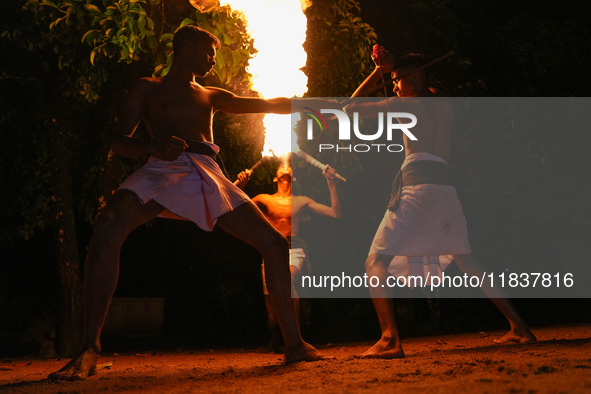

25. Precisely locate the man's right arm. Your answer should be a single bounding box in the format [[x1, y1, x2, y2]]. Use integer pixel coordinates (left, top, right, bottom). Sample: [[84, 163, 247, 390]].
[[351, 46, 395, 97], [234, 169, 252, 189]]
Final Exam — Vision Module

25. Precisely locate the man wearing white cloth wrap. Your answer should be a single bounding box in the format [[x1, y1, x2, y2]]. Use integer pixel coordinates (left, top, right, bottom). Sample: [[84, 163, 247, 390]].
[[349, 51, 536, 359], [49, 25, 332, 380]]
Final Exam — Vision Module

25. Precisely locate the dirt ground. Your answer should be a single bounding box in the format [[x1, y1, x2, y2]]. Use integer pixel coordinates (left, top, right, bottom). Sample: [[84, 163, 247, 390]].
[[1, 325, 590, 393]]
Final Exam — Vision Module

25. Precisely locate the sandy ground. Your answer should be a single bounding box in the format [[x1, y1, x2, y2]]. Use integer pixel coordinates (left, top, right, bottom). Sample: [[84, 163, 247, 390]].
[[1, 325, 590, 393]]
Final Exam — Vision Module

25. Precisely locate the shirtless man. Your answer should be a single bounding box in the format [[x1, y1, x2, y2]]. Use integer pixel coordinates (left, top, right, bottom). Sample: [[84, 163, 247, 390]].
[[240, 164, 341, 352], [349, 51, 536, 359], [49, 25, 329, 380]]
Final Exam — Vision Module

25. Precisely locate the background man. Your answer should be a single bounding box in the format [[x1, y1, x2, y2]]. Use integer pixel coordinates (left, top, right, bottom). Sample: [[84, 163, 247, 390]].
[[238, 164, 341, 352]]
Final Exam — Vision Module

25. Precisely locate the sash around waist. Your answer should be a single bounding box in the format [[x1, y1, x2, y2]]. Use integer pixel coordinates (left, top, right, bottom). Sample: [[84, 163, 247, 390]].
[[387, 160, 453, 211], [185, 140, 231, 179], [186, 140, 218, 158]]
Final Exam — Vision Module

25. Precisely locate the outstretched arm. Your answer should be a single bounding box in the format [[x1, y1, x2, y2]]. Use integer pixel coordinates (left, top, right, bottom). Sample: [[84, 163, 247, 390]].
[[210, 88, 341, 115], [305, 166, 341, 219]]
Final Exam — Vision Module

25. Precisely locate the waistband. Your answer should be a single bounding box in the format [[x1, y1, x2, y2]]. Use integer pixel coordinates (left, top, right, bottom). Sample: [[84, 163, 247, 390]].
[[387, 159, 452, 211], [402, 152, 447, 169], [186, 140, 220, 159]]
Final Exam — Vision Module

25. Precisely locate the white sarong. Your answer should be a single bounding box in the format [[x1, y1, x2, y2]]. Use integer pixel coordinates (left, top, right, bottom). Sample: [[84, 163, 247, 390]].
[[118, 143, 250, 231], [368, 152, 471, 286]]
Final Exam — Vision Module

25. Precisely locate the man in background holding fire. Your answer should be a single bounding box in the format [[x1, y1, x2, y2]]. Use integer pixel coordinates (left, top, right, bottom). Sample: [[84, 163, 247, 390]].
[[237, 163, 341, 352]]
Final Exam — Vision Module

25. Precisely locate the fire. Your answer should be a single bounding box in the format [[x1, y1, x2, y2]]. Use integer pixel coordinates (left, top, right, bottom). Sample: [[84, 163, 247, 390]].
[[218, 0, 310, 158]]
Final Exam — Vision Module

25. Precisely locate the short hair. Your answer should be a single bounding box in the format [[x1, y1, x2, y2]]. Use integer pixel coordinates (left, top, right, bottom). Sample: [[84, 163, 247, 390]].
[[172, 25, 221, 54], [396, 53, 427, 74]]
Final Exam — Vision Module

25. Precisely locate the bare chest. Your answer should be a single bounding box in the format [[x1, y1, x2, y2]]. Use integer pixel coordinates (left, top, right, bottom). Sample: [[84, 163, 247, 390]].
[[265, 196, 292, 220], [143, 83, 213, 139]]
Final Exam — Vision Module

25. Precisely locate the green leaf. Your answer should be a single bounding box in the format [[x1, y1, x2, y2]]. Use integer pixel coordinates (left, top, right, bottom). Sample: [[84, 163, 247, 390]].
[[180, 18, 195, 27], [231, 50, 243, 67], [160, 33, 174, 42], [146, 34, 157, 50], [39, 0, 59, 10], [81, 29, 99, 43], [90, 48, 97, 65], [138, 17, 146, 36], [84, 4, 101, 13], [99, 17, 113, 26], [216, 51, 224, 68], [120, 45, 129, 60]]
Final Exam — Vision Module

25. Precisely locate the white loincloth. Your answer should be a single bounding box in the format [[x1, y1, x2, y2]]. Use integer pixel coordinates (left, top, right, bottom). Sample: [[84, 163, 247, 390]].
[[368, 152, 472, 287], [118, 143, 250, 231]]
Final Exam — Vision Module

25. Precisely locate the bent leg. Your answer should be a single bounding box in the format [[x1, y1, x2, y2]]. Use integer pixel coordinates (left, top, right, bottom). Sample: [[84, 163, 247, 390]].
[[360, 253, 405, 359], [50, 191, 164, 380], [216, 202, 326, 362], [453, 253, 536, 343]]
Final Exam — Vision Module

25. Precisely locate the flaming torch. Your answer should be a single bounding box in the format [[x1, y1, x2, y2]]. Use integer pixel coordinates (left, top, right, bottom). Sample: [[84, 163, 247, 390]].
[[213, 0, 309, 172], [294, 148, 347, 182], [191, 0, 343, 181]]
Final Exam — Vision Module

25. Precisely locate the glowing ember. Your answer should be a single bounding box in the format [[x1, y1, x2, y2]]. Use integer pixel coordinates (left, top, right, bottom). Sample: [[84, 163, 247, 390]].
[[219, 0, 310, 158]]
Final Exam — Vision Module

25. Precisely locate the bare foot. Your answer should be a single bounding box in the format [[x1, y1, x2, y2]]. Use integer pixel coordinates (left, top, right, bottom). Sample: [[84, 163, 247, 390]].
[[284, 342, 333, 364], [494, 328, 537, 344], [359, 338, 405, 359], [48, 348, 99, 380]]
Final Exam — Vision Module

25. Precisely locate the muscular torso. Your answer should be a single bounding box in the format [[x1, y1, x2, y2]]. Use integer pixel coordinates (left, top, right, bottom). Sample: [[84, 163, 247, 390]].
[[141, 78, 216, 143], [253, 194, 310, 238]]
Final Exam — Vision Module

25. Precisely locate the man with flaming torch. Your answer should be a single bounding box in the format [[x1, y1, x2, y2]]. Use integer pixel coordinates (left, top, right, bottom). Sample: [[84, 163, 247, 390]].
[[49, 25, 333, 380], [349, 49, 536, 359], [237, 163, 341, 352]]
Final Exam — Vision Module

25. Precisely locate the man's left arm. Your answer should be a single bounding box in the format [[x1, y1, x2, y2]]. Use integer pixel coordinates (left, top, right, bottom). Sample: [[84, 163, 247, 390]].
[[209, 88, 340, 115]]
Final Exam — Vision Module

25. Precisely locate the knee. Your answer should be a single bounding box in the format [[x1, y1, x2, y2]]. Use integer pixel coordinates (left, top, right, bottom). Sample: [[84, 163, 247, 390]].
[[91, 206, 128, 249], [365, 255, 378, 274], [365, 254, 388, 275]]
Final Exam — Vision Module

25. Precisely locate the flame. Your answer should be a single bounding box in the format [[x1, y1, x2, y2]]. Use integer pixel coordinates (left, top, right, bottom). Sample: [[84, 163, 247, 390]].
[[219, 0, 309, 158]]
